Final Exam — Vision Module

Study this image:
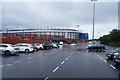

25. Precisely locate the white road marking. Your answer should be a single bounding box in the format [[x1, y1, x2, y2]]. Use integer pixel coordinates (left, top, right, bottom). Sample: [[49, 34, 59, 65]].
[[68, 56, 71, 58], [103, 60, 107, 63], [0, 65, 4, 67], [44, 77, 49, 80], [6, 64, 13, 66], [13, 60, 23, 64], [110, 65, 116, 70], [28, 58, 32, 59], [96, 54, 116, 70], [61, 61, 65, 65], [97, 55, 100, 57], [97, 55, 108, 63], [66, 58, 68, 60], [99, 57, 103, 60], [53, 66, 59, 73]]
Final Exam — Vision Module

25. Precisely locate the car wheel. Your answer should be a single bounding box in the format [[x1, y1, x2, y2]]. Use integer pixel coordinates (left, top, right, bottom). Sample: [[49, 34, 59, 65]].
[[25, 49, 29, 53], [40, 47, 43, 50], [106, 54, 109, 57], [34, 48, 37, 51], [47, 47, 49, 50], [111, 55, 114, 59], [89, 49, 92, 51], [99, 49, 102, 52], [113, 59, 118, 63], [102, 49, 105, 52], [4, 51, 11, 56]]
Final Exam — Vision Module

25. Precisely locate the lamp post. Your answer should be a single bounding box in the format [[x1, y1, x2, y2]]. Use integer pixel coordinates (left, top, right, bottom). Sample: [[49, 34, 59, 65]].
[[91, 0, 97, 44], [6, 28, 8, 38], [6, 28, 8, 33], [77, 24, 80, 43]]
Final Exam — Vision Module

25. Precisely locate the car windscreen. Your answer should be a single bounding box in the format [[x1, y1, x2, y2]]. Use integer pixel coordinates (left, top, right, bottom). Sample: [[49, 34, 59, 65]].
[[36, 44, 40, 46], [115, 48, 120, 51], [11, 45, 17, 47], [31, 44, 35, 46], [1, 45, 8, 47]]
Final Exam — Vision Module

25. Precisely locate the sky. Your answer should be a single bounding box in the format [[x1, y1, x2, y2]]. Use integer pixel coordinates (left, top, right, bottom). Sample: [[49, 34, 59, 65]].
[[2, 1, 119, 39]]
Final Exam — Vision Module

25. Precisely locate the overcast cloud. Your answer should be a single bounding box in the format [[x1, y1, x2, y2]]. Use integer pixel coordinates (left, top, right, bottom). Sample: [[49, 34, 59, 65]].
[[2, 2, 118, 39]]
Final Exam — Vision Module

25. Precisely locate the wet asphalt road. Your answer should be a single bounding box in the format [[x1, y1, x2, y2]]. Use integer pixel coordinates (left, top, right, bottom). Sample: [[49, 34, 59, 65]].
[[1, 43, 120, 79]]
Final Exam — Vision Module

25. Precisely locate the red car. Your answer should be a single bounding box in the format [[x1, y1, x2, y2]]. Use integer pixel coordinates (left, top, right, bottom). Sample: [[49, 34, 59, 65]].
[[31, 44, 39, 51]]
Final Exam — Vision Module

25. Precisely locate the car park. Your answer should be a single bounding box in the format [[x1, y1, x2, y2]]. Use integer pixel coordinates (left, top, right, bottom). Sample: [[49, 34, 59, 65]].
[[106, 48, 120, 58], [15, 43, 34, 53], [0, 44, 19, 56], [88, 44, 105, 52], [113, 52, 120, 63]]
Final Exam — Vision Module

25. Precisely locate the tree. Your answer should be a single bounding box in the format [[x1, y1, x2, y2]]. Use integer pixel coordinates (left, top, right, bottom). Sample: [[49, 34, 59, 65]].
[[99, 29, 120, 47]]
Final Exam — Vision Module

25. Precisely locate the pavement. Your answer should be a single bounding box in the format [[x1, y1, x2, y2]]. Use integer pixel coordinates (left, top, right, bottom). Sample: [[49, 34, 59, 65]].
[[0, 43, 120, 80]]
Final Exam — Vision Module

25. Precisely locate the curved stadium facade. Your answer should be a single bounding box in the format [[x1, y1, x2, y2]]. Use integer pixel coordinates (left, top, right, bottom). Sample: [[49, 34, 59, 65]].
[[1, 28, 88, 44]]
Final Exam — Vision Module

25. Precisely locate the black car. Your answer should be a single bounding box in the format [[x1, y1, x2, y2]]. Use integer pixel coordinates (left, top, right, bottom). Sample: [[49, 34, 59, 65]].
[[113, 52, 120, 63], [106, 48, 120, 58], [42, 42, 52, 50], [88, 44, 105, 52]]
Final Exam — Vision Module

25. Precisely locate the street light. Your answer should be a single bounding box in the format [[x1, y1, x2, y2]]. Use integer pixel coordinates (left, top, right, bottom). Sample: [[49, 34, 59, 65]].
[[77, 24, 80, 43], [91, 0, 97, 44], [77, 24, 80, 32]]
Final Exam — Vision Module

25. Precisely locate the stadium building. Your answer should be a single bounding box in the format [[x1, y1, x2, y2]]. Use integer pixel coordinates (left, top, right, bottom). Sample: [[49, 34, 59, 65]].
[[1, 28, 88, 44]]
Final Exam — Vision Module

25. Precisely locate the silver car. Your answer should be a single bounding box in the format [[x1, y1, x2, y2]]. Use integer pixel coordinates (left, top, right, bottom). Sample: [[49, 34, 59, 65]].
[[0, 44, 19, 55]]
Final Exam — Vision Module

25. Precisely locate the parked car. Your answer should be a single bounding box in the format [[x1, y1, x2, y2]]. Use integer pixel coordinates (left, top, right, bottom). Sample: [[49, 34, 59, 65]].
[[59, 41, 63, 45], [32, 44, 44, 50], [70, 42, 77, 46], [31, 44, 39, 51], [15, 43, 34, 53], [113, 52, 120, 63], [106, 48, 120, 58], [42, 42, 52, 50], [52, 43, 59, 48], [0, 44, 19, 55], [88, 44, 105, 52]]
